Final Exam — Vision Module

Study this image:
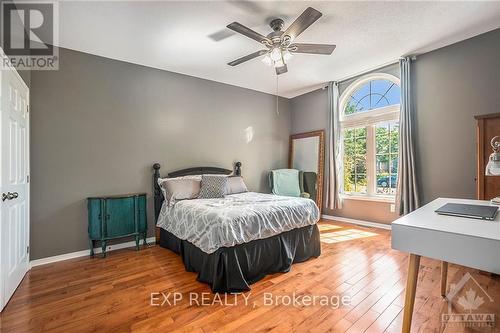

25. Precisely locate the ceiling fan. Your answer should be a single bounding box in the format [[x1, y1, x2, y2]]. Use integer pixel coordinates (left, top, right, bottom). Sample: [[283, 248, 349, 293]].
[[226, 7, 336, 75]]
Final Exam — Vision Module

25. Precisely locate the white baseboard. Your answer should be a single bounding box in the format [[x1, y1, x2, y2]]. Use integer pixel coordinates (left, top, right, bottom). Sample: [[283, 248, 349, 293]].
[[30, 237, 156, 268], [322, 214, 392, 230]]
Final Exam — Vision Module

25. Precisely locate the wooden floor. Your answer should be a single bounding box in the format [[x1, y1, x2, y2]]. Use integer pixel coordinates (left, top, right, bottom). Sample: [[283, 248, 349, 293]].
[[1, 220, 499, 333]]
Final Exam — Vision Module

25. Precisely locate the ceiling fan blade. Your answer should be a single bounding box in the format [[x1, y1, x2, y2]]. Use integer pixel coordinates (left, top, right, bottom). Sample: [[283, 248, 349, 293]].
[[290, 43, 336, 55], [228, 50, 269, 66], [208, 29, 235, 42], [275, 64, 288, 75], [283, 7, 322, 41], [227, 22, 271, 44]]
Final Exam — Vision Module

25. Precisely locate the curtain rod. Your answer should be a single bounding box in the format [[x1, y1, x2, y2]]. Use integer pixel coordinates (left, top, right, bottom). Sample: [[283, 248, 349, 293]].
[[320, 55, 417, 89]]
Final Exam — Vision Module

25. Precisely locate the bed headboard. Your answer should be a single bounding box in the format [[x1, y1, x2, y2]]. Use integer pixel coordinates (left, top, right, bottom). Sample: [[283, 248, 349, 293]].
[[152, 161, 242, 230]]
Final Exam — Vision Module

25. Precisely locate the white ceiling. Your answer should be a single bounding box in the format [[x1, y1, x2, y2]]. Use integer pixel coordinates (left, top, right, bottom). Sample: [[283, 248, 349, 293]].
[[54, 1, 500, 98]]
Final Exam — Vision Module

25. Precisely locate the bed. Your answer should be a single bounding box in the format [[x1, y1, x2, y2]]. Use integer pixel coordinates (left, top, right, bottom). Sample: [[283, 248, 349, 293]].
[[152, 162, 321, 293]]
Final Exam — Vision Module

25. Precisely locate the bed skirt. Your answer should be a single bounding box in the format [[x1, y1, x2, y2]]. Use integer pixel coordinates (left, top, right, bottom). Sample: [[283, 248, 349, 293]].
[[159, 224, 321, 293]]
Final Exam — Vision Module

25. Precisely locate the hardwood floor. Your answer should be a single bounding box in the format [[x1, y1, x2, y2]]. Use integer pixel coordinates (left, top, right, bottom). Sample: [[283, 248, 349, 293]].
[[1, 220, 499, 333]]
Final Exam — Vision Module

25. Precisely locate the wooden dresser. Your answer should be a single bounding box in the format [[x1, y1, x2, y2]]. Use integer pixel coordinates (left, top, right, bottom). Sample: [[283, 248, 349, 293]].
[[475, 113, 500, 200]]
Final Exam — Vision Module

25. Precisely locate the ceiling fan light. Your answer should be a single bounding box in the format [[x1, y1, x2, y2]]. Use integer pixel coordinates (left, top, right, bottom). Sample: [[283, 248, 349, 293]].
[[274, 59, 284, 68], [283, 50, 292, 62], [261, 54, 272, 66], [270, 47, 282, 61]]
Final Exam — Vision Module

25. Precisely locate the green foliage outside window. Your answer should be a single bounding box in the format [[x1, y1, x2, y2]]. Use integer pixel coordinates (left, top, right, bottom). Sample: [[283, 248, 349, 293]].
[[343, 127, 367, 194], [344, 102, 357, 116], [375, 122, 399, 195], [343, 122, 399, 195]]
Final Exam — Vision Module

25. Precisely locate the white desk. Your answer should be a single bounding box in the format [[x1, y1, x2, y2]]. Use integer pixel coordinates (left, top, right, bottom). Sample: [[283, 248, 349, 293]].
[[391, 197, 500, 333]]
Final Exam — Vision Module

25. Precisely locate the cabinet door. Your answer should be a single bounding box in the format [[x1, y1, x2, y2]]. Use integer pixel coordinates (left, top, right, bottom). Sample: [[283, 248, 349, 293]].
[[106, 197, 135, 238], [137, 195, 147, 233], [87, 199, 103, 239]]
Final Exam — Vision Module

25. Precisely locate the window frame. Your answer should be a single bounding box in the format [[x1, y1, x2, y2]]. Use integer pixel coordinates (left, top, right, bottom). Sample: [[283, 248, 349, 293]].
[[339, 73, 400, 202]]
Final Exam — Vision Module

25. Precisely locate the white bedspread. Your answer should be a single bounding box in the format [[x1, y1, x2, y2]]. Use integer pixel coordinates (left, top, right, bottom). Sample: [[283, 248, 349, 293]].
[[156, 192, 319, 254]]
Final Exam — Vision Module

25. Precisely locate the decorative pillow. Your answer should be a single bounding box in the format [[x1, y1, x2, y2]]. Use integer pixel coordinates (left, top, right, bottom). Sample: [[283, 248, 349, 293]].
[[226, 176, 248, 195], [158, 175, 201, 198], [158, 175, 202, 185], [269, 169, 301, 197], [198, 175, 228, 199], [160, 178, 201, 206]]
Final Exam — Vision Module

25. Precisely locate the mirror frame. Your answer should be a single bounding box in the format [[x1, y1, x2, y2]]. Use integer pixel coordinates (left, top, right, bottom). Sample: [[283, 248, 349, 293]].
[[288, 130, 325, 214]]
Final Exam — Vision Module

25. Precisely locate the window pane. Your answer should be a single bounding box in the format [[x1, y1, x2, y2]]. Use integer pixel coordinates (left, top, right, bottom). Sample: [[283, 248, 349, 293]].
[[371, 80, 390, 109], [376, 155, 390, 174], [355, 127, 366, 138], [385, 84, 401, 106], [376, 175, 397, 195], [351, 83, 370, 112], [355, 174, 367, 194], [389, 169, 398, 195], [376, 123, 389, 154], [345, 173, 355, 192], [343, 126, 367, 195], [344, 146, 355, 158], [355, 137, 366, 155], [344, 128, 354, 140], [344, 79, 401, 116], [376, 120, 399, 196], [355, 158, 366, 174], [344, 101, 357, 115], [390, 123, 399, 153], [343, 133, 355, 193], [376, 175, 389, 194], [390, 155, 398, 174]]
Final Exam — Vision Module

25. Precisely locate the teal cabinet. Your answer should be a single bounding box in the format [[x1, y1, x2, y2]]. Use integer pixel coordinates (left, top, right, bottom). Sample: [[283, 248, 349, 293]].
[[87, 193, 147, 257]]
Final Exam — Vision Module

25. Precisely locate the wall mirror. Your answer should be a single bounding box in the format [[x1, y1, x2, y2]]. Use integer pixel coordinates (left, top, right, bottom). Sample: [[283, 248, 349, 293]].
[[289, 130, 325, 213]]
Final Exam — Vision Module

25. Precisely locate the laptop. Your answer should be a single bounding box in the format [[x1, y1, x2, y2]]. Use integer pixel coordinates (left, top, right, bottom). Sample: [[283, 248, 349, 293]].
[[435, 203, 499, 221]]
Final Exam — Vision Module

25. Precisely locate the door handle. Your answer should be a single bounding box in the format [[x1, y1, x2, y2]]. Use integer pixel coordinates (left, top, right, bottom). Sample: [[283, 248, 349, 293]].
[[1, 192, 18, 201]]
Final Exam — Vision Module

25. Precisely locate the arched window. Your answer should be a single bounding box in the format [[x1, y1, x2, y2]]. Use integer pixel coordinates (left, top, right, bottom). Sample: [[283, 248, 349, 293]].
[[339, 73, 400, 198], [344, 78, 401, 115]]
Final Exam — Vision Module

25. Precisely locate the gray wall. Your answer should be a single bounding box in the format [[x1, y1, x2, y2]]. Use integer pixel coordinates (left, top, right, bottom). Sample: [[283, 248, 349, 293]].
[[30, 47, 291, 260], [16, 69, 30, 88], [291, 88, 328, 135], [414, 28, 500, 204]]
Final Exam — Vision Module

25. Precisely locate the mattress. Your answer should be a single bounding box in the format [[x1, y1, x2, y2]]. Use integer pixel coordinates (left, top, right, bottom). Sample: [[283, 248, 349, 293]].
[[156, 191, 320, 253]]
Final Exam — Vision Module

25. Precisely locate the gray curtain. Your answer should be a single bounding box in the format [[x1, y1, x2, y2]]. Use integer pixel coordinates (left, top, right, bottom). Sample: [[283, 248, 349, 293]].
[[396, 57, 420, 215], [325, 81, 342, 210]]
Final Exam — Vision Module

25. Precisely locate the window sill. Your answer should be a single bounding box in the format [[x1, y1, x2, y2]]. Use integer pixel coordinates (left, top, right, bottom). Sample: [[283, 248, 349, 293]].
[[341, 194, 395, 204]]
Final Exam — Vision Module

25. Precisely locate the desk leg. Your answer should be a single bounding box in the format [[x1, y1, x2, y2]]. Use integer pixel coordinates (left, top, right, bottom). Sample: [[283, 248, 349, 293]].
[[441, 261, 448, 297], [402, 253, 421, 333]]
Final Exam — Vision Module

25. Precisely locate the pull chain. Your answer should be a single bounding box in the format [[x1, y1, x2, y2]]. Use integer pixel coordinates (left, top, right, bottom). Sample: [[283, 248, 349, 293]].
[[276, 73, 279, 116]]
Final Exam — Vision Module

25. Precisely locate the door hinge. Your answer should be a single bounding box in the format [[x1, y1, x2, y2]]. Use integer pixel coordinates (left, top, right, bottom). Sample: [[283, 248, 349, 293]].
[[27, 246, 29, 253], [27, 175, 30, 183]]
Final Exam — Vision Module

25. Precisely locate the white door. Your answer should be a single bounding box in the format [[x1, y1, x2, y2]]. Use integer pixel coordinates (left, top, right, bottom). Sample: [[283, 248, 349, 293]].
[[0, 52, 30, 312]]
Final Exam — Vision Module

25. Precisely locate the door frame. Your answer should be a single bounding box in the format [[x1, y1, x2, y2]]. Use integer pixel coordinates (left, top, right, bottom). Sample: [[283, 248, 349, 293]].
[[0, 47, 30, 311]]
